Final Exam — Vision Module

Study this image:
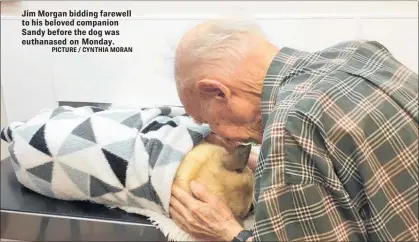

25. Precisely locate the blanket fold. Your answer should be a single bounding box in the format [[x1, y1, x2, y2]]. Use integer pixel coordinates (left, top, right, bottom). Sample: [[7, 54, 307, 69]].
[[1, 105, 254, 241]]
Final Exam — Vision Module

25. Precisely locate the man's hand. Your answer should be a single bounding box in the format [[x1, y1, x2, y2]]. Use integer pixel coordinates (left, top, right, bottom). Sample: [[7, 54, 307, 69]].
[[247, 152, 258, 172], [170, 181, 244, 241]]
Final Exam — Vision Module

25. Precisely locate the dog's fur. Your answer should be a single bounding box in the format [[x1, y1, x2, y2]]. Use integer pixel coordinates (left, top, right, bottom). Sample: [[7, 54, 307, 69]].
[[173, 141, 254, 220]]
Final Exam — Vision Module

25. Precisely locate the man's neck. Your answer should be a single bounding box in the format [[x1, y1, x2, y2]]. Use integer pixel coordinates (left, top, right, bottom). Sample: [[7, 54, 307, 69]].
[[258, 42, 280, 86], [237, 41, 280, 96]]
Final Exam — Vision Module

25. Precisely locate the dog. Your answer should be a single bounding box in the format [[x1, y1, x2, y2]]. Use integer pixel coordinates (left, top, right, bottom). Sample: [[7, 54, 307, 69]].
[[173, 141, 254, 220]]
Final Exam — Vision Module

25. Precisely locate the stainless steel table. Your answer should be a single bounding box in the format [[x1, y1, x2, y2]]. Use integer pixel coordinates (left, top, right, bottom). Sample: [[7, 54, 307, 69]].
[[1, 157, 168, 241]]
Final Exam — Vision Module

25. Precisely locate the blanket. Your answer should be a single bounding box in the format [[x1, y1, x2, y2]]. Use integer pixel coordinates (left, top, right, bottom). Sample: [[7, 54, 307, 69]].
[[1, 105, 255, 241]]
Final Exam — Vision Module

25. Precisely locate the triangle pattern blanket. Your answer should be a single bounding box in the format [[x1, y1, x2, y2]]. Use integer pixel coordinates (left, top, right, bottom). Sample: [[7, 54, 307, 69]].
[[1, 106, 258, 240]]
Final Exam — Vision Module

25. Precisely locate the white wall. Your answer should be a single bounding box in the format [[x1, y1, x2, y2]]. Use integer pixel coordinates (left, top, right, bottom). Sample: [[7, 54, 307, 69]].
[[1, 87, 10, 159], [1, 1, 418, 124]]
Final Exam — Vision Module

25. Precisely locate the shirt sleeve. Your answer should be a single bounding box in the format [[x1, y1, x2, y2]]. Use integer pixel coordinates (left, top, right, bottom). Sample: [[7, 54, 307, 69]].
[[252, 110, 367, 242]]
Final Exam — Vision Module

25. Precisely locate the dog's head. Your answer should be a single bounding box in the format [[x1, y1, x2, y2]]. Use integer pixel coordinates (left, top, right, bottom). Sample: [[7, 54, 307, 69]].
[[204, 143, 255, 219]]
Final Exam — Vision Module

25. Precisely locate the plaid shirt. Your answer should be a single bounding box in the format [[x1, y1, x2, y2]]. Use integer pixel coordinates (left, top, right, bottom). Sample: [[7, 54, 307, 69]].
[[253, 40, 418, 242]]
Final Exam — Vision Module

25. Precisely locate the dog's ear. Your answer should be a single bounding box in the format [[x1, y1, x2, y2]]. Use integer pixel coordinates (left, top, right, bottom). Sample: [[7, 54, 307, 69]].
[[232, 144, 252, 172], [222, 144, 252, 173]]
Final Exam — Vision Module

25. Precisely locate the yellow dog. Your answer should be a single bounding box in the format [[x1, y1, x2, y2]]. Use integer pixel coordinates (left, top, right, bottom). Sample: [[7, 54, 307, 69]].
[[173, 141, 254, 220]]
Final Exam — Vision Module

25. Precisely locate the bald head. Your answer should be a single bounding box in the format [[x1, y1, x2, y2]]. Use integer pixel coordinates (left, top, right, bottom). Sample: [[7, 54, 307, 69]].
[[174, 19, 279, 143], [175, 19, 265, 94]]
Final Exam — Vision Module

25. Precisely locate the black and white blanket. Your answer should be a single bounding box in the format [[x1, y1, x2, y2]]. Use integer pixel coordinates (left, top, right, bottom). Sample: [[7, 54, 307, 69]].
[[1, 105, 226, 240]]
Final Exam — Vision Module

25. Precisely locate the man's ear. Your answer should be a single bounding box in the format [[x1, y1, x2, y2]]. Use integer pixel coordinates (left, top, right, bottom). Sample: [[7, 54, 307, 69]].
[[196, 79, 231, 101]]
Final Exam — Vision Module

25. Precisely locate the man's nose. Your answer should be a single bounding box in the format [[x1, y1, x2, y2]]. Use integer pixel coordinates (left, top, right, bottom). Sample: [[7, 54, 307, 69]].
[[224, 139, 241, 152]]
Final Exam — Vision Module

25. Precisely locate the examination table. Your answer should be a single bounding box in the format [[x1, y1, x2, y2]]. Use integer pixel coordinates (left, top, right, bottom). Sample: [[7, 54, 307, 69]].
[[1, 157, 168, 241]]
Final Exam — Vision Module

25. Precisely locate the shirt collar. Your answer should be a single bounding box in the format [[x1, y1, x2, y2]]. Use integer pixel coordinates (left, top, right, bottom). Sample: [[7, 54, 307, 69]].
[[260, 47, 311, 130]]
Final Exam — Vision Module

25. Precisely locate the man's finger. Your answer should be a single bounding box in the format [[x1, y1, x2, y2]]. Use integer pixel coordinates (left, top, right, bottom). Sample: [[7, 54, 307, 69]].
[[247, 152, 258, 172], [170, 206, 189, 232], [190, 180, 218, 204], [170, 196, 190, 218], [172, 184, 200, 208]]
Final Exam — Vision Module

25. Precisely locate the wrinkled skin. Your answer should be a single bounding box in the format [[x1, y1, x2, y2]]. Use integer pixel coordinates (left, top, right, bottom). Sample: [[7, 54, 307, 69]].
[[171, 181, 244, 241]]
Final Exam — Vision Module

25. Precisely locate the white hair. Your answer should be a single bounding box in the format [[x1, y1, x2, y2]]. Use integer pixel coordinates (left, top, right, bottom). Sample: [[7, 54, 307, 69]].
[[186, 19, 265, 57], [175, 19, 266, 89]]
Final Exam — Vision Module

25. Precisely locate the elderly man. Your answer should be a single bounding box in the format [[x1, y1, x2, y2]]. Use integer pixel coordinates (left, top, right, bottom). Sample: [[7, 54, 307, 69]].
[[170, 19, 418, 242]]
